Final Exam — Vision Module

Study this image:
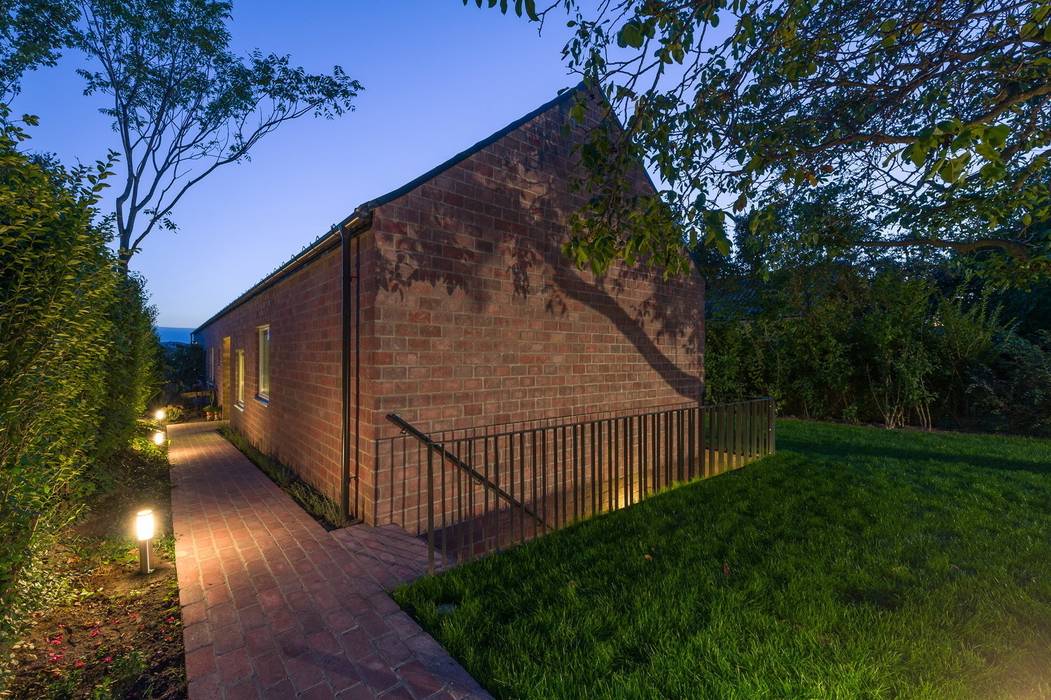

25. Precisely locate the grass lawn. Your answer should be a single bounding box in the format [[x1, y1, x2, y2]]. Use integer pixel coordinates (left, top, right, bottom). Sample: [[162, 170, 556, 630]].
[[394, 420, 1051, 699]]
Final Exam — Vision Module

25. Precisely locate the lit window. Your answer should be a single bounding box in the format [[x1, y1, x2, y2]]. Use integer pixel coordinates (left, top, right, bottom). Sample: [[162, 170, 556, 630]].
[[257, 326, 270, 401], [236, 350, 245, 408]]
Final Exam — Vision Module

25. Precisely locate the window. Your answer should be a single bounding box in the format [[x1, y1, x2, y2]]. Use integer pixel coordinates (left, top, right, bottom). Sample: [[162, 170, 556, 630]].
[[207, 347, 214, 384], [235, 350, 245, 408], [257, 325, 270, 401]]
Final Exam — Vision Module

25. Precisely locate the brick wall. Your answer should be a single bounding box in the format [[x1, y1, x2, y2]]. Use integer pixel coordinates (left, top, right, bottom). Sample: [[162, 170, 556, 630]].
[[360, 90, 704, 526], [196, 89, 705, 527], [195, 245, 344, 500]]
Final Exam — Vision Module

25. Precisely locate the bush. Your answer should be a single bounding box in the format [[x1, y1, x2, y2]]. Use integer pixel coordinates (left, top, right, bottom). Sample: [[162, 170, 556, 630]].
[[161, 342, 203, 393], [703, 267, 1046, 435], [967, 331, 1051, 436], [96, 275, 160, 460], [0, 115, 159, 633]]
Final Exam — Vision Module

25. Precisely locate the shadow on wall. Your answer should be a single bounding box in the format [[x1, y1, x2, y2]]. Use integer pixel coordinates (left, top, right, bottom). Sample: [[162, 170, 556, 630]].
[[372, 97, 702, 401]]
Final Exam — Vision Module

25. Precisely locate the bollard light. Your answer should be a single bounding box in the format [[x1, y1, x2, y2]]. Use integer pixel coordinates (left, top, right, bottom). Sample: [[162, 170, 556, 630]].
[[136, 509, 154, 574], [154, 408, 167, 421], [152, 430, 165, 446]]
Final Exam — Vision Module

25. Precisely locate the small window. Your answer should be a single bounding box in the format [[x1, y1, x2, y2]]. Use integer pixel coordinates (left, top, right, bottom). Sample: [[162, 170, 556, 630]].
[[257, 325, 270, 401], [207, 347, 214, 384], [235, 350, 245, 408]]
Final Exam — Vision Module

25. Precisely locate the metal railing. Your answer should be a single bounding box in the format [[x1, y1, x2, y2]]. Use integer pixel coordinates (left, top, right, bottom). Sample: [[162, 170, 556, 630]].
[[377, 398, 775, 572]]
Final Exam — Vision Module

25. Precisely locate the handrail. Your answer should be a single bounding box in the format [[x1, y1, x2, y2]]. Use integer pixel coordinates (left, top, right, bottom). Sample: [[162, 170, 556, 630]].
[[381, 398, 775, 572], [386, 413, 548, 529]]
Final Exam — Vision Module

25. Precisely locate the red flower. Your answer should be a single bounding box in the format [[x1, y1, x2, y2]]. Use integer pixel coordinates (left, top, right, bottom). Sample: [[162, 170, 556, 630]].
[[165, 616, 176, 624], [49, 636, 63, 645], [74, 659, 85, 669], [89, 629, 99, 638], [48, 652, 64, 663], [102, 655, 113, 664]]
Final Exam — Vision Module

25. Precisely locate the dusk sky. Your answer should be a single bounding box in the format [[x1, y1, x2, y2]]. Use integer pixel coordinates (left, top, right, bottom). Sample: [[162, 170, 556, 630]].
[[13, 1, 578, 328]]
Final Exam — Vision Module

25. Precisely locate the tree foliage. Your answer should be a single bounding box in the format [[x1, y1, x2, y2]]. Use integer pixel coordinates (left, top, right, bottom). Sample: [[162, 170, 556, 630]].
[[66, 0, 362, 263], [0, 0, 74, 99], [704, 184, 1045, 434], [486, 0, 1051, 282]]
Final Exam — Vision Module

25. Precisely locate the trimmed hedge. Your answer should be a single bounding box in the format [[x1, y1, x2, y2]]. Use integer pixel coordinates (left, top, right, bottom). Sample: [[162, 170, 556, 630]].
[[0, 117, 159, 626]]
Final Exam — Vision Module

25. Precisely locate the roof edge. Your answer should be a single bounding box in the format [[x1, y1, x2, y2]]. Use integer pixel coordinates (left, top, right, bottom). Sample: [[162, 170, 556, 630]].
[[192, 83, 587, 338], [359, 82, 586, 211], [192, 210, 371, 337]]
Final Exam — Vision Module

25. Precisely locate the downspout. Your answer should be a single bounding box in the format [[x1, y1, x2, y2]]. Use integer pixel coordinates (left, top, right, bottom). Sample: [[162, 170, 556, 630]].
[[354, 234, 362, 523], [337, 209, 371, 523], [340, 225, 352, 522]]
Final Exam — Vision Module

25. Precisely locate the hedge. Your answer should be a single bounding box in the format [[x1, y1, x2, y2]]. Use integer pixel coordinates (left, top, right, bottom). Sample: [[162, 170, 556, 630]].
[[0, 116, 159, 628]]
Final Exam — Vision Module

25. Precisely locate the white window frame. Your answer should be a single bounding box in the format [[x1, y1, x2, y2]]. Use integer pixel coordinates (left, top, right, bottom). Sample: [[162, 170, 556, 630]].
[[257, 325, 271, 402], [235, 349, 245, 409]]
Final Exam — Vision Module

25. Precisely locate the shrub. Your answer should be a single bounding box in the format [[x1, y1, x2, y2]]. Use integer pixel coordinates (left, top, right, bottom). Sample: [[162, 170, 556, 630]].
[[856, 274, 934, 429], [160, 342, 203, 402], [0, 121, 114, 608], [0, 114, 159, 636], [703, 267, 1046, 434], [95, 274, 160, 460], [967, 331, 1051, 436]]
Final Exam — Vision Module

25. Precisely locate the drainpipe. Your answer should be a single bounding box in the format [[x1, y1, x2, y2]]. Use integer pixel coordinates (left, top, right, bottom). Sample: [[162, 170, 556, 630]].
[[340, 225, 352, 522], [335, 208, 372, 523], [353, 234, 362, 523]]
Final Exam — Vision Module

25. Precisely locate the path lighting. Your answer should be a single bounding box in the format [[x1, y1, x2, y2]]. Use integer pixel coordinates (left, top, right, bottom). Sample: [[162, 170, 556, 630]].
[[154, 408, 167, 421], [152, 430, 166, 446], [136, 509, 155, 574]]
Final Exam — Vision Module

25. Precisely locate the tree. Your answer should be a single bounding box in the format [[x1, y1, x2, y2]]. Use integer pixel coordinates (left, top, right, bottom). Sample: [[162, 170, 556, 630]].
[[471, 0, 1051, 282], [0, 0, 74, 100], [68, 0, 361, 264]]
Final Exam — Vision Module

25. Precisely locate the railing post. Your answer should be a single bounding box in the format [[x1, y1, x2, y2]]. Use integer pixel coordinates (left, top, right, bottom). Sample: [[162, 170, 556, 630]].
[[426, 444, 435, 573]]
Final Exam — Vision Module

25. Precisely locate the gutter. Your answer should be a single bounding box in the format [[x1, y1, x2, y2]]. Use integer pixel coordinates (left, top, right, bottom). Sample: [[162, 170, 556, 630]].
[[192, 207, 372, 337]]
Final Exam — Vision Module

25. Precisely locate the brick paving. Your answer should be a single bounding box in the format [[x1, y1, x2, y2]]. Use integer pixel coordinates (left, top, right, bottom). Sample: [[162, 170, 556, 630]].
[[168, 421, 489, 699]]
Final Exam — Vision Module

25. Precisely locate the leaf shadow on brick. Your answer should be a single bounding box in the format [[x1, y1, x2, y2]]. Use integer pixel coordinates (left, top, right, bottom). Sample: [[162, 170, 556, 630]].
[[369, 93, 703, 404]]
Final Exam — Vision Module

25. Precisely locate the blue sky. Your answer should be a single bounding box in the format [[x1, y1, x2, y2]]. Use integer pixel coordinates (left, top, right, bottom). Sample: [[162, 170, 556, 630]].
[[13, 1, 578, 328]]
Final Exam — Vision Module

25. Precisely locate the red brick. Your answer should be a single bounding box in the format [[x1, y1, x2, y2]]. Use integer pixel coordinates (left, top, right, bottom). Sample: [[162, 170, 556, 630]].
[[196, 89, 703, 529]]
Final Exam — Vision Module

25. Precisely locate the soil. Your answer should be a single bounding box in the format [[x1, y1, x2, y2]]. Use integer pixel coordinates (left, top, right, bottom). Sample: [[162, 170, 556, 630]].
[[3, 438, 186, 699]]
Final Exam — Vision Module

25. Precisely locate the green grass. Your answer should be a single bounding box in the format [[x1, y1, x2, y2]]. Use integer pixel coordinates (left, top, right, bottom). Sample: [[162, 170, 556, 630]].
[[394, 420, 1051, 699]]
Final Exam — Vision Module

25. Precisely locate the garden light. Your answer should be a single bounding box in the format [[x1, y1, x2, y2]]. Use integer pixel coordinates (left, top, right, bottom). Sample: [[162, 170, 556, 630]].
[[154, 408, 167, 421], [136, 509, 155, 574], [152, 430, 165, 446]]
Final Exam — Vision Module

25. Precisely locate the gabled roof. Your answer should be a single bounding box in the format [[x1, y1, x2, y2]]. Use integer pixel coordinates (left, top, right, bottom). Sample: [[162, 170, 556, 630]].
[[193, 84, 585, 338]]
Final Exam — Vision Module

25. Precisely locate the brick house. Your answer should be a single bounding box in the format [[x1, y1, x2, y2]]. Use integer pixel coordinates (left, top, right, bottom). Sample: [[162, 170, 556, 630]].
[[193, 86, 705, 528]]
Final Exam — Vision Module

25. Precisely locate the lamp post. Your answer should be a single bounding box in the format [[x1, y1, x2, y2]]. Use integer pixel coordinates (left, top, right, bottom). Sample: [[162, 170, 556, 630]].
[[136, 509, 155, 575]]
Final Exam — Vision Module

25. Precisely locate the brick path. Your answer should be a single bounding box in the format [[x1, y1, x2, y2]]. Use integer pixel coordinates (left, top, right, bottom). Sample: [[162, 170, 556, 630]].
[[168, 421, 489, 699]]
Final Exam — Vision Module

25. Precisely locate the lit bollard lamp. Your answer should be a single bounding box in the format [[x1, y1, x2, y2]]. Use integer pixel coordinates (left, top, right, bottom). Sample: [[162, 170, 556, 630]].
[[136, 509, 155, 575]]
